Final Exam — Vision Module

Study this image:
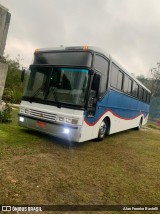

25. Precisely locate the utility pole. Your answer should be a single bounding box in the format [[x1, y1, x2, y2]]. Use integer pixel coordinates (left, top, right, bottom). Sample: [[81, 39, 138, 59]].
[[0, 4, 11, 110]]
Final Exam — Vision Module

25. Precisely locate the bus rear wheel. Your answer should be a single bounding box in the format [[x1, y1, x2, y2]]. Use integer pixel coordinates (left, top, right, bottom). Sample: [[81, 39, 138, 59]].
[[97, 120, 108, 141], [135, 118, 143, 130]]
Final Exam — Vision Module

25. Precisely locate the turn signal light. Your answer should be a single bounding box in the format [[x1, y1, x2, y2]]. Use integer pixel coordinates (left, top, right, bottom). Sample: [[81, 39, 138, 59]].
[[83, 45, 89, 50], [34, 49, 39, 53]]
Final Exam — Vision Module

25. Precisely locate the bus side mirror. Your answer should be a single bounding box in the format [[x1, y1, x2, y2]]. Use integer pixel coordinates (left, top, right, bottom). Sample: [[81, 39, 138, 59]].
[[21, 68, 25, 82], [91, 73, 100, 92]]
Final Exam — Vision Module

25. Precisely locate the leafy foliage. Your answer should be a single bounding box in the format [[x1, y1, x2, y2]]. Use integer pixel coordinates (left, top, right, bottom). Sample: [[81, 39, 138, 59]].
[[2, 55, 26, 103], [149, 97, 160, 119], [136, 62, 160, 120], [0, 103, 12, 123], [137, 76, 160, 97]]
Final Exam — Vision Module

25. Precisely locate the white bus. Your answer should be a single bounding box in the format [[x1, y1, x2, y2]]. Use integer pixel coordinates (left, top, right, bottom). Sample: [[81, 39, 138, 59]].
[[18, 46, 151, 142]]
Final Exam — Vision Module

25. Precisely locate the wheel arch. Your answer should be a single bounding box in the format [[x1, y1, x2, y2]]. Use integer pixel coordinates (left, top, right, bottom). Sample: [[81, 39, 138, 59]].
[[103, 116, 111, 135], [140, 116, 143, 125]]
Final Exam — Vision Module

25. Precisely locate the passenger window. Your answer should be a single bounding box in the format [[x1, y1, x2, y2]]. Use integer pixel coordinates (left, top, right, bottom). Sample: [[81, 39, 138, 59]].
[[94, 54, 109, 94], [139, 87, 144, 100], [110, 64, 123, 91], [147, 93, 151, 103], [132, 81, 138, 97], [117, 71, 123, 90], [123, 75, 132, 94], [123, 75, 129, 93], [135, 83, 138, 97], [147, 93, 150, 103], [111, 65, 119, 88], [143, 90, 147, 102], [128, 79, 132, 94]]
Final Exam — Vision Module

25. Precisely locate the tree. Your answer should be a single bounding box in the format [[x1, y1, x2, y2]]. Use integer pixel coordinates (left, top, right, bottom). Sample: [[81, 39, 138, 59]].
[[137, 62, 160, 98], [150, 64, 160, 97], [2, 55, 25, 103]]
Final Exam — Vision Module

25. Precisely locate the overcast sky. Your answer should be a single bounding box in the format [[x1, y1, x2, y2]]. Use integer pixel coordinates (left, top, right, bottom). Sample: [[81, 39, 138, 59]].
[[1, 0, 160, 76]]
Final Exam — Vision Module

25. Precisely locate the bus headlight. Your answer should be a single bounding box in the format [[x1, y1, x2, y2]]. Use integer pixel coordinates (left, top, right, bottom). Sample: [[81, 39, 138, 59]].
[[19, 117, 24, 122], [63, 128, 70, 134], [59, 116, 78, 124], [20, 107, 30, 114]]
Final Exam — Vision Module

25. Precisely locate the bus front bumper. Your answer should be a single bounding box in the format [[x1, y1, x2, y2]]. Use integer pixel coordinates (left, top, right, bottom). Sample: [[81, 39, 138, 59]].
[[18, 114, 82, 142]]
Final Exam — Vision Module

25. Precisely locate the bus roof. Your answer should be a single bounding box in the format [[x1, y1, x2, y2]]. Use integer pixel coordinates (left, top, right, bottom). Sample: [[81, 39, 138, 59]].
[[35, 46, 151, 93]]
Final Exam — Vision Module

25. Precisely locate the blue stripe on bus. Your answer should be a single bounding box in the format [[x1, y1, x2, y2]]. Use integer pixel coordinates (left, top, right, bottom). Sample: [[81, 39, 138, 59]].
[[85, 89, 149, 125], [61, 68, 88, 72]]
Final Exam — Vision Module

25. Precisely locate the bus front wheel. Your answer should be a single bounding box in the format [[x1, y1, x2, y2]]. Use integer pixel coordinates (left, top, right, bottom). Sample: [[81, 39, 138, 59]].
[[97, 120, 108, 141]]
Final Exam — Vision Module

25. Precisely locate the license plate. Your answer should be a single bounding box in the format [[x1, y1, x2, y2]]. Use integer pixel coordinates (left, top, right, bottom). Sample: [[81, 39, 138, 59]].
[[36, 121, 47, 128]]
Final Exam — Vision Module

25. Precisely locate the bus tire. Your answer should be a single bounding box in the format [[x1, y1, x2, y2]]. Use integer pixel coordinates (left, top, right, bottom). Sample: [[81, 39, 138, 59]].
[[97, 120, 108, 141], [135, 117, 143, 130]]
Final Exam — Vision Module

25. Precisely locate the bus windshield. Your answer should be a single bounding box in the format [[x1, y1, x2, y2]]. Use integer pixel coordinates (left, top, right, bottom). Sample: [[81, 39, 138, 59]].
[[23, 66, 90, 107]]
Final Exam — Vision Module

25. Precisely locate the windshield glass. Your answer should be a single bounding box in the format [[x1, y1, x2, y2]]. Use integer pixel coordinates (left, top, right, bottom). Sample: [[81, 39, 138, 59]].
[[23, 66, 89, 107]]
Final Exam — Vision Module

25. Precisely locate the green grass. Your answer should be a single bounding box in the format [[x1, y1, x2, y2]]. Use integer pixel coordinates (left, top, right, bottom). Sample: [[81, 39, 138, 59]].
[[147, 123, 160, 130], [0, 109, 160, 213]]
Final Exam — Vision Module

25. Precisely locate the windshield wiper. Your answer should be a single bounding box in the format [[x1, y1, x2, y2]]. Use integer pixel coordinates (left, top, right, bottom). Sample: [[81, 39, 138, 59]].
[[50, 87, 58, 101], [49, 87, 61, 108], [29, 84, 45, 103]]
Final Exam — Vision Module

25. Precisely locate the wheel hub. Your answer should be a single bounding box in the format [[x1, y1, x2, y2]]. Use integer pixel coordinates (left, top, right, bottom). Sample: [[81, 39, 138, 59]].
[[99, 121, 107, 138]]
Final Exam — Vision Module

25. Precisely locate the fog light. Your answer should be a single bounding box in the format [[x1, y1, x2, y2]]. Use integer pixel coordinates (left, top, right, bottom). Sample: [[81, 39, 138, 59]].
[[59, 116, 64, 121], [20, 107, 25, 113], [25, 109, 29, 114], [66, 118, 72, 123], [19, 117, 24, 122], [64, 128, 70, 134]]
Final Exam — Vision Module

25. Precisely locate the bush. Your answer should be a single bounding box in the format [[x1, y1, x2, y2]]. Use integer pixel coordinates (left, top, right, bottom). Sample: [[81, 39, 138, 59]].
[[0, 103, 12, 123]]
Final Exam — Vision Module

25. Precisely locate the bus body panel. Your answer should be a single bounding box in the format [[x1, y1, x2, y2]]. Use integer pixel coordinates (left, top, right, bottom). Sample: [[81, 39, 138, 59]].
[[19, 101, 95, 142], [19, 115, 82, 142], [84, 89, 149, 136], [84, 111, 146, 137]]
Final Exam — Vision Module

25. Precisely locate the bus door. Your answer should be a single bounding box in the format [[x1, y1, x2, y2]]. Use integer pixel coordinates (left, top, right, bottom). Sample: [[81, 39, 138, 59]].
[[86, 73, 100, 117]]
